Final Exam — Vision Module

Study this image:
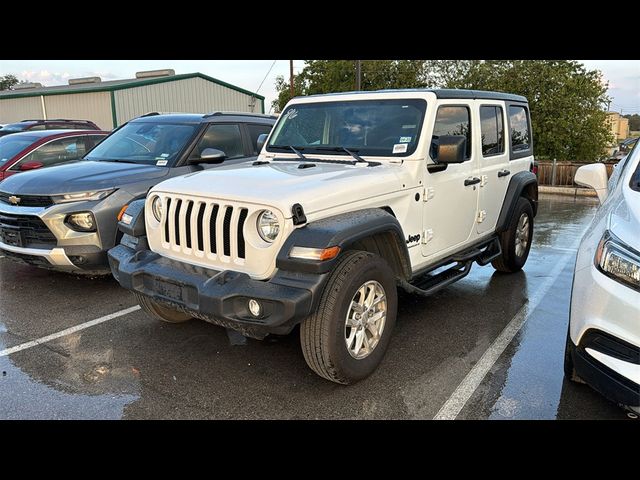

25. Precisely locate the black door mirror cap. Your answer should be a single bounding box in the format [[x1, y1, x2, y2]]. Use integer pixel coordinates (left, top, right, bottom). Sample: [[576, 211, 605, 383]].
[[191, 148, 227, 165], [432, 135, 467, 164], [256, 133, 269, 153]]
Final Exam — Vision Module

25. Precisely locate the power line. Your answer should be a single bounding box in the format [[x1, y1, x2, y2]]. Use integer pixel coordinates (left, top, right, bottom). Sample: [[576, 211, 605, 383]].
[[255, 60, 277, 95]]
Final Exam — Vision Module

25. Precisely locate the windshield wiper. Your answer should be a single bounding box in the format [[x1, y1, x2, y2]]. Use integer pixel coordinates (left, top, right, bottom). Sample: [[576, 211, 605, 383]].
[[312, 146, 380, 166], [269, 145, 307, 160]]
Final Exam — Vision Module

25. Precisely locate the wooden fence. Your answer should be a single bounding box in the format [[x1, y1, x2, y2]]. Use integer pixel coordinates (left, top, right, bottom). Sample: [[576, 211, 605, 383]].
[[536, 162, 616, 186]]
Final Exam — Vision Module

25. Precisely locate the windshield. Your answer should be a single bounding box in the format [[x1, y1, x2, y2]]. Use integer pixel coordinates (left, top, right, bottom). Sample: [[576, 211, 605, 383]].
[[85, 122, 199, 165], [0, 135, 38, 166], [267, 99, 427, 157]]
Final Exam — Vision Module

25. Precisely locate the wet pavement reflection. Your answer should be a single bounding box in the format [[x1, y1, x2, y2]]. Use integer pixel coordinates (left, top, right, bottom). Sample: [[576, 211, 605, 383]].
[[0, 194, 631, 419]]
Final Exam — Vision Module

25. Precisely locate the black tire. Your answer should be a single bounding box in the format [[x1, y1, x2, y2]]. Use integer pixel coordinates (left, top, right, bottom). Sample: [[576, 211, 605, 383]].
[[134, 293, 192, 324], [300, 251, 398, 385], [563, 329, 585, 384], [492, 197, 534, 273]]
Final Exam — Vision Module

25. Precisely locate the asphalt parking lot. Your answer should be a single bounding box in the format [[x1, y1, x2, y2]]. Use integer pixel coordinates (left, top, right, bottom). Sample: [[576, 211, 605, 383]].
[[0, 193, 632, 419]]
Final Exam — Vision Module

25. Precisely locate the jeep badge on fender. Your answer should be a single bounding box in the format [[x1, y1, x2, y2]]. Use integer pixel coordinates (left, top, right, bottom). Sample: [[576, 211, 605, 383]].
[[109, 89, 538, 385]]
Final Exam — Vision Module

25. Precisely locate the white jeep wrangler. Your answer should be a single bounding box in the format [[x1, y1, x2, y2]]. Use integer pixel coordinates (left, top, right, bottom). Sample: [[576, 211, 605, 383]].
[[109, 89, 538, 384]]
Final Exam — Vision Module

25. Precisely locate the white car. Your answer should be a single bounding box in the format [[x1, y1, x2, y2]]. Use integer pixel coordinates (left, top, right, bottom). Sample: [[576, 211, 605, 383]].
[[565, 148, 640, 412]]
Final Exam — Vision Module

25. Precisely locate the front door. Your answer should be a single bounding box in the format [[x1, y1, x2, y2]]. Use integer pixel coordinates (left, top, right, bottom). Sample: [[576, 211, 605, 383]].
[[422, 103, 479, 259]]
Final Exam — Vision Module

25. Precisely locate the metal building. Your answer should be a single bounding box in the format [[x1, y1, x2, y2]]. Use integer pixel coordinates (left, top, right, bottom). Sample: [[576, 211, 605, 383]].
[[0, 69, 265, 130]]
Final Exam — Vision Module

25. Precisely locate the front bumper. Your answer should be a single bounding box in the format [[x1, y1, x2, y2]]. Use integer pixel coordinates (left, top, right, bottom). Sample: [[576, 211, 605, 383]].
[[569, 261, 640, 408], [0, 201, 110, 272], [568, 333, 640, 408], [108, 243, 328, 338]]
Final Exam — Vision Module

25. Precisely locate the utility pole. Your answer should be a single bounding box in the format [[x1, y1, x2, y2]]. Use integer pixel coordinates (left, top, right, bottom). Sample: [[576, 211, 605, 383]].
[[289, 60, 294, 98], [355, 60, 361, 90]]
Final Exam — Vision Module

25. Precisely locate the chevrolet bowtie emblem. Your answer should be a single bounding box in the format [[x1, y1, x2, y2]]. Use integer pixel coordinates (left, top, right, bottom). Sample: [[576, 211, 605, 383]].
[[8, 196, 20, 205]]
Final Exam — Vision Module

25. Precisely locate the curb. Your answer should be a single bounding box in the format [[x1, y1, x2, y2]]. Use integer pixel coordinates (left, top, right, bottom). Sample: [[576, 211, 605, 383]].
[[538, 185, 597, 197]]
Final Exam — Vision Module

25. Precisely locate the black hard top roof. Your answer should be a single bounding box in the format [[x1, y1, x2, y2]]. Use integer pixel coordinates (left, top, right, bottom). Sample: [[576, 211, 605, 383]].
[[303, 88, 528, 103], [130, 112, 277, 125]]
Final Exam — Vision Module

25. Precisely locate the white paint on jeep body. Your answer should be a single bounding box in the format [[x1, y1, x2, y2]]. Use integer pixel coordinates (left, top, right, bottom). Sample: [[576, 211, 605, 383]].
[[145, 90, 533, 280]]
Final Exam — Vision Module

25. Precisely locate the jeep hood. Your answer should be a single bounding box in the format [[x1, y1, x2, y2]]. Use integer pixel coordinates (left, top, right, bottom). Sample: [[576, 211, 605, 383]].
[[151, 160, 407, 217], [0, 160, 170, 195]]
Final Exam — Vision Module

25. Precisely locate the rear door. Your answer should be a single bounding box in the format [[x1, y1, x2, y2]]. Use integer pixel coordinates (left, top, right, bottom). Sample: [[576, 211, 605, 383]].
[[476, 103, 509, 234], [422, 102, 480, 258]]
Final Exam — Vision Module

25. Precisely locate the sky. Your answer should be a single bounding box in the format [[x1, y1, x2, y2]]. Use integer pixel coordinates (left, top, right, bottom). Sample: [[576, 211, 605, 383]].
[[0, 60, 638, 115]]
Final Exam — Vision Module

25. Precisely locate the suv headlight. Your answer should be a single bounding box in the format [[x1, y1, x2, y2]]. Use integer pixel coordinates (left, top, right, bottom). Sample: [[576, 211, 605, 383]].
[[52, 188, 116, 204], [151, 196, 163, 222], [65, 212, 96, 232], [595, 231, 640, 291], [257, 210, 280, 242]]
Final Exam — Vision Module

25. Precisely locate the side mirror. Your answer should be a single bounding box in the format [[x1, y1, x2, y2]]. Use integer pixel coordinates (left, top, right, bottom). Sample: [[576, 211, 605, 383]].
[[575, 163, 608, 204], [432, 135, 466, 164], [20, 161, 44, 171], [256, 133, 269, 153], [192, 148, 227, 165]]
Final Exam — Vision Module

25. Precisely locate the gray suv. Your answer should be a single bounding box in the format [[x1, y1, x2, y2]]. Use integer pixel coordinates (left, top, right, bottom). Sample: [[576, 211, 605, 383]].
[[0, 112, 276, 274]]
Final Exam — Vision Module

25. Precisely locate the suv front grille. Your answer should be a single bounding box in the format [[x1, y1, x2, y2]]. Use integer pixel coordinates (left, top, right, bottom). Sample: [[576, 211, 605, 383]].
[[0, 192, 53, 207], [0, 213, 56, 247], [162, 196, 249, 261]]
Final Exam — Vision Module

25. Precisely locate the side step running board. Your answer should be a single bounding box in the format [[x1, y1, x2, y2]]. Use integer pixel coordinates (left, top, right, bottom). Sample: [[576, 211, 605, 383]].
[[399, 237, 502, 297]]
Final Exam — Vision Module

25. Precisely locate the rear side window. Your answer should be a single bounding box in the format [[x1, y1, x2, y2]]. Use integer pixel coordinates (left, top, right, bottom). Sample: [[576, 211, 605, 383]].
[[247, 123, 273, 154], [480, 106, 505, 157], [509, 106, 531, 153], [432, 106, 472, 159], [190, 124, 244, 160]]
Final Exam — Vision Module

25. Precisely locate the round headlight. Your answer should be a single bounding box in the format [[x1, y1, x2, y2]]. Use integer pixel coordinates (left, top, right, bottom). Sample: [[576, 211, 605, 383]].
[[151, 196, 163, 222], [257, 210, 280, 242]]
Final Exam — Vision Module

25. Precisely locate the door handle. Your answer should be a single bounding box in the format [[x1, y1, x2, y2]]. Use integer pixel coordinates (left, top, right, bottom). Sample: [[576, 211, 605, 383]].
[[464, 177, 481, 186], [498, 169, 511, 178]]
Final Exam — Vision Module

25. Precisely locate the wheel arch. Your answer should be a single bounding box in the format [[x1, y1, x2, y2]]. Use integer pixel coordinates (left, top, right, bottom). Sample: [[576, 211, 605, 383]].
[[496, 171, 538, 233], [276, 208, 412, 280]]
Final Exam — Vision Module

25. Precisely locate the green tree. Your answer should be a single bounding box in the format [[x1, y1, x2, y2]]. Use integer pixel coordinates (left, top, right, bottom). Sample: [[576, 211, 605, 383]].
[[624, 113, 640, 131], [0, 74, 19, 91], [274, 60, 613, 161], [431, 60, 612, 161], [272, 60, 429, 112]]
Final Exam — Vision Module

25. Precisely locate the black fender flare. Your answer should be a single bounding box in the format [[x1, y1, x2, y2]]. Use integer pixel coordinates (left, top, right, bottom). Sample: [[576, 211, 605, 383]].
[[276, 208, 412, 278], [496, 171, 538, 233]]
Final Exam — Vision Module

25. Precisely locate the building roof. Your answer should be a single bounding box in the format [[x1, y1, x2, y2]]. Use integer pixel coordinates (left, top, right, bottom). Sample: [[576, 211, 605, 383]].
[[304, 88, 528, 103], [0, 72, 264, 100]]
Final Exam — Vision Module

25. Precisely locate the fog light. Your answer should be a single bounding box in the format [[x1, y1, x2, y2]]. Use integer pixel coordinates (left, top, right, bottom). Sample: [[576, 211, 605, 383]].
[[69, 255, 87, 265], [248, 299, 262, 317]]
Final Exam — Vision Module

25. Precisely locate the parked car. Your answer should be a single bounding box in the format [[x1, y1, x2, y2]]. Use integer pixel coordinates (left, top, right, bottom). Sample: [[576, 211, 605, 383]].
[[0, 119, 101, 138], [0, 112, 275, 274], [565, 143, 640, 413], [0, 130, 109, 181], [110, 89, 538, 384]]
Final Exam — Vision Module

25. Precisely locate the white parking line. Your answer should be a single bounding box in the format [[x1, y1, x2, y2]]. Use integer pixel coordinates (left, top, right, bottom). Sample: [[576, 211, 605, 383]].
[[0, 305, 140, 357], [0, 255, 5, 259], [433, 247, 577, 420]]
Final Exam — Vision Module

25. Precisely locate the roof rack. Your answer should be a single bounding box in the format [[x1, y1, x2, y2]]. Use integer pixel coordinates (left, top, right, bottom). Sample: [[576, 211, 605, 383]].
[[140, 112, 161, 117], [19, 118, 95, 123], [202, 111, 278, 119]]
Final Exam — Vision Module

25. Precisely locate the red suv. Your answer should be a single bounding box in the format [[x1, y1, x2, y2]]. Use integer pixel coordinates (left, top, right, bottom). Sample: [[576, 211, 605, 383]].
[[0, 130, 109, 181], [0, 119, 101, 138]]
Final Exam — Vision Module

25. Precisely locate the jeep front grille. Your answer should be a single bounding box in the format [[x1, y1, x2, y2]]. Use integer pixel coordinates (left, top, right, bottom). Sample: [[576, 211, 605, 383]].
[[162, 197, 249, 261]]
